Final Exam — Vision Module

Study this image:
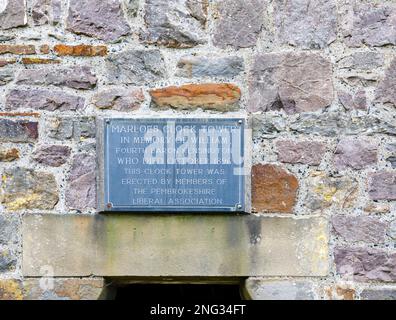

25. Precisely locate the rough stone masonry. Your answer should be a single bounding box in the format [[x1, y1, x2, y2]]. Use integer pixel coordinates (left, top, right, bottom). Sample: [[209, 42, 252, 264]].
[[0, 0, 395, 300]]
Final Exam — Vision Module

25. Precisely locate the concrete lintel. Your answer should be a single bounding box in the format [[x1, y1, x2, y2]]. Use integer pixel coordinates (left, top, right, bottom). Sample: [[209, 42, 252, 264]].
[[22, 214, 329, 278]]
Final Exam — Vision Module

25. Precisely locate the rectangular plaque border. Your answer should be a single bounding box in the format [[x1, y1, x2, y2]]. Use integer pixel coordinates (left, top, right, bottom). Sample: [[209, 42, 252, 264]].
[[97, 115, 252, 213]]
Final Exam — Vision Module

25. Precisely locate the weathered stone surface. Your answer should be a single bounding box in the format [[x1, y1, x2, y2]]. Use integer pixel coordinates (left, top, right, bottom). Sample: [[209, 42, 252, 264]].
[[78, 142, 96, 153], [0, 119, 38, 143], [66, 0, 130, 42], [21, 57, 60, 65], [23, 278, 106, 300], [387, 156, 396, 168], [0, 0, 27, 29], [54, 44, 107, 57], [0, 148, 19, 162], [386, 143, 396, 168], [3, 278, 106, 300], [23, 214, 329, 277], [305, 172, 358, 211], [0, 0, 394, 295], [0, 59, 16, 67], [105, 49, 165, 85], [92, 88, 144, 111], [0, 215, 19, 245], [386, 143, 396, 153], [0, 112, 40, 118], [150, 83, 241, 111], [368, 171, 396, 201], [65, 154, 96, 210], [340, 73, 378, 87], [32, 145, 71, 167], [338, 90, 367, 111], [47, 117, 95, 141], [248, 53, 333, 113], [0, 35, 14, 42], [343, 3, 396, 47], [213, 0, 265, 49], [0, 280, 23, 300], [363, 203, 390, 214], [0, 44, 35, 54], [0, 168, 58, 210], [17, 66, 97, 90], [289, 112, 396, 137], [339, 52, 384, 70], [0, 249, 16, 272], [274, 0, 337, 49], [123, 0, 139, 17], [32, 0, 61, 25], [334, 247, 396, 282], [376, 58, 396, 107], [361, 289, 396, 300], [252, 114, 287, 139], [141, 0, 207, 48], [325, 285, 356, 300], [0, 69, 13, 85], [176, 55, 244, 78], [39, 44, 50, 54], [243, 279, 315, 300], [252, 164, 298, 213], [332, 215, 387, 244], [276, 140, 326, 165], [389, 220, 396, 240], [6, 89, 85, 112], [334, 138, 377, 170]]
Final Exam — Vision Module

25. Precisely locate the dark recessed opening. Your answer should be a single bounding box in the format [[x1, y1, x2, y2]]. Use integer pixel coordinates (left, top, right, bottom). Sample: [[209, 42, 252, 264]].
[[114, 284, 243, 301]]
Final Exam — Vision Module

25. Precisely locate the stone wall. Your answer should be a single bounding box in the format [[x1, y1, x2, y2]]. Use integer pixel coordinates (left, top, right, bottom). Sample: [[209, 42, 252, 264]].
[[0, 0, 395, 300]]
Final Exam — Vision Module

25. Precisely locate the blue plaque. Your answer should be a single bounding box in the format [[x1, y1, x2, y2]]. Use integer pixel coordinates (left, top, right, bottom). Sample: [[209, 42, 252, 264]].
[[98, 118, 249, 212]]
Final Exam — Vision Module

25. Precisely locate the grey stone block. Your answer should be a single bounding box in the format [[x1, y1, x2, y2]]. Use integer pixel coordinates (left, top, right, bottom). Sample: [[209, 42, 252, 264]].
[[22, 214, 329, 277]]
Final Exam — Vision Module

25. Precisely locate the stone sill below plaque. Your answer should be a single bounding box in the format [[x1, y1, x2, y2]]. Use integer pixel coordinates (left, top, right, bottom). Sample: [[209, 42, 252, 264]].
[[22, 214, 329, 278]]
